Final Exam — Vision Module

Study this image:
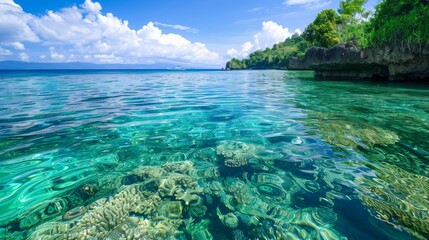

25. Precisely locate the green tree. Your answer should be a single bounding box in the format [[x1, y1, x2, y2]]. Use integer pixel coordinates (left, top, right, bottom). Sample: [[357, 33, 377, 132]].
[[337, 0, 371, 47], [226, 58, 247, 69], [225, 34, 310, 69], [369, 0, 429, 45], [338, 0, 369, 22], [303, 9, 341, 48]]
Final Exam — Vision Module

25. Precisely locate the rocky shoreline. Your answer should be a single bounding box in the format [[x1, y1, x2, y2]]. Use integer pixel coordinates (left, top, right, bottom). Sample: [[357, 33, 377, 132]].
[[287, 43, 429, 81]]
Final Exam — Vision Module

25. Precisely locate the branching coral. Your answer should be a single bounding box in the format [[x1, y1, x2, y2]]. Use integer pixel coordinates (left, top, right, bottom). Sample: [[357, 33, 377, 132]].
[[28, 161, 204, 240], [58, 184, 157, 239], [24, 158, 347, 240]]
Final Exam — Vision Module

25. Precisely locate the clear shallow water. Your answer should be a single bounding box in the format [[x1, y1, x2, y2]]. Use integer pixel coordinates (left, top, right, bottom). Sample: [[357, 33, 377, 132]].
[[0, 70, 428, 239]]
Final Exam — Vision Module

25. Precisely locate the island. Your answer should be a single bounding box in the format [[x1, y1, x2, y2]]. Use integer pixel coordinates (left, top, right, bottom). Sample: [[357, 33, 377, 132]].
[[226, 0, 429, 81]]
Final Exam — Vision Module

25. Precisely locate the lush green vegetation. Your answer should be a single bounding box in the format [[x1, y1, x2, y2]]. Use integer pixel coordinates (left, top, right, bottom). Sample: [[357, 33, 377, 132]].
[[337, 0, 371, 47], [369, 0, 429, 46], [226, 0, 429, 69], [302, 0, 372, 48], [302, 9, 341, 48], [226, 34, 309, 70], [304, 0, 429, 48]]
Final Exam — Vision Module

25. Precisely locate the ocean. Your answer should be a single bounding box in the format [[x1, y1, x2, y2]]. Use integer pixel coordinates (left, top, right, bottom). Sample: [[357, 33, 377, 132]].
[[0, 70, 428, 239]]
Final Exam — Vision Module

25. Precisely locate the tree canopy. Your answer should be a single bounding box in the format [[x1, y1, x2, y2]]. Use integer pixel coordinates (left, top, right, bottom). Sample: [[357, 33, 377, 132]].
[[226, 0, 429, 69], [338, 0, 369, 22], [302, 9, 340, 48], [369, 0, 429, 45], [225, 34, 309, 70]]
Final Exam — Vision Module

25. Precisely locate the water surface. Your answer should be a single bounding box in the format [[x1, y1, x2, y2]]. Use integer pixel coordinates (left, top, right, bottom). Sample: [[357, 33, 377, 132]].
[[0, 70, 428, 239]]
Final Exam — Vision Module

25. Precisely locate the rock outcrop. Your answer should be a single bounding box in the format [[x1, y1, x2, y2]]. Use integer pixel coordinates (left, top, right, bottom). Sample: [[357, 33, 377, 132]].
[[288, 43, 429, 81]]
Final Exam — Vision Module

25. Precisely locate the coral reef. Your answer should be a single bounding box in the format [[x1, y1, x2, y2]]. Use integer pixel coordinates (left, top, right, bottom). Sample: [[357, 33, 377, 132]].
[[21, 155, 348, 240], [216, 140, 258, 162], [357, 163, 429, 239], [224, 158, 248, 168], [185, 219, 213, 240], [16, 144, 349, 240], [28, 161, 204, 240], [216, 207, 239, 228], [317, 120, 399, 149]]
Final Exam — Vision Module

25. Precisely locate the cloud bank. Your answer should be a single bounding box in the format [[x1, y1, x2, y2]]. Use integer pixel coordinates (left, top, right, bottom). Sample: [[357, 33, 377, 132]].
[[0, 0, 221, 66], [227, 21, 301, 58]]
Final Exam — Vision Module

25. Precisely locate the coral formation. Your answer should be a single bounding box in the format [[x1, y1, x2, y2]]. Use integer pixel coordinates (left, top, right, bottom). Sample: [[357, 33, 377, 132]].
[[185, 219, 213, 240], [21, 155, 348, 240], [28, 161, 204, 240], [176, 188, 203, 206], [357, 163, 429, 239], [216, 140, 258, 162], [79, 184, 97, 199], [224, 158, 248, 168], [188, 197, 207, 218], [15, 142, 350, 240], [157, 201, 183, 219], [216, 208, 239, 229], [317, 120, 399, 149]]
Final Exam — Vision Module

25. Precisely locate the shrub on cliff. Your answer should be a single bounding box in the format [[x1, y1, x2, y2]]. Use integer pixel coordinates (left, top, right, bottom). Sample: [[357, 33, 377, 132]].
[[369, 0, 429, 46]]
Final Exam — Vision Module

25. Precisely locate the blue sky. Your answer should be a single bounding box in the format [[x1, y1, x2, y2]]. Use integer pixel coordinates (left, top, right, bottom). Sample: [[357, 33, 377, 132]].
[[0, 0, 378, 67]]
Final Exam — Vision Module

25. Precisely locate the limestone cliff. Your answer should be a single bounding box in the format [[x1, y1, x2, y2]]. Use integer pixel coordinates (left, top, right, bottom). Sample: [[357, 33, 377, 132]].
[[288, 44, 429, 81]]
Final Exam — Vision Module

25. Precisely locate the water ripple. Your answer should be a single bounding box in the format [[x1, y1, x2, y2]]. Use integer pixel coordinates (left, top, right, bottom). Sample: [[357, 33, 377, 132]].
[[0, 70, 428, 239]]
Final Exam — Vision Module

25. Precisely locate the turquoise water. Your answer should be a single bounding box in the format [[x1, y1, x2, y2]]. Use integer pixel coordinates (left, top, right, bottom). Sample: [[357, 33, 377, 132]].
[[0, 70, 428, 239]]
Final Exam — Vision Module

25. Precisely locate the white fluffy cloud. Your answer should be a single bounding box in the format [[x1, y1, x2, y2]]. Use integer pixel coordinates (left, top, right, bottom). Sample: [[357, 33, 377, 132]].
[[227, 21, 300, 58], [227, 41, 254, 58], [284, 0, 332, 9], [254, 21, 301, 49], [10, 42, 25, 50], [49, 47, 65, 61], [19, 52, 29, 61], [81, 0, 102, 13], [0, 0, 221, 66], [0, 0, 39, 45], [0, 47, 12, 56]]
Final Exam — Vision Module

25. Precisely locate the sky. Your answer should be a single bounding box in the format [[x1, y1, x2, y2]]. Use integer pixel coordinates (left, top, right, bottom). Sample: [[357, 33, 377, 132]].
[[0, 0, 378, 68]]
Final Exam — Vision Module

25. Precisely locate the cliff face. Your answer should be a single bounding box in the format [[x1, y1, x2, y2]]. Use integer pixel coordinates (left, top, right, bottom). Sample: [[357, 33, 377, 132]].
[[288, 44, 429, 81]]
